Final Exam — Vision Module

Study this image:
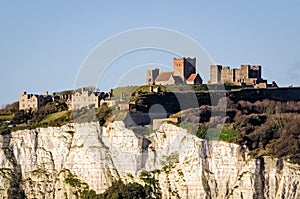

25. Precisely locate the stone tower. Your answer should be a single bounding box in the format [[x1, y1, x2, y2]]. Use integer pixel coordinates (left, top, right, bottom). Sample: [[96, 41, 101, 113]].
[[173, 57, 196, 81], [209, 65, 222, 84], [146, 68, 160, 85]]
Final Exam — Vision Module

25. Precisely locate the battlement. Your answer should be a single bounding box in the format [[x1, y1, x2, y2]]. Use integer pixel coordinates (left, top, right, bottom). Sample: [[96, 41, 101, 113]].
[[173, 57, 196, 80], [209, 64, 265, 87]]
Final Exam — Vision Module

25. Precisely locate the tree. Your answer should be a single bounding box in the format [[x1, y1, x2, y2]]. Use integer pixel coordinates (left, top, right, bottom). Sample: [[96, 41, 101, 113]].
[[99, 180, 149, 199], [11, 109, 33, 124]]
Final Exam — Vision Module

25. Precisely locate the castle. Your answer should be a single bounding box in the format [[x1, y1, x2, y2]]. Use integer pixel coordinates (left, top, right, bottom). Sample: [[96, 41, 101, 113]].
[[19, 58, 277, 112], [146, 57, 203, 85], [209, 64, 276, 88]]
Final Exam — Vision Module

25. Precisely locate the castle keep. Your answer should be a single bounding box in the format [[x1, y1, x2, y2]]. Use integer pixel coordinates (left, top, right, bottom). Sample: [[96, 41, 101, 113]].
[[209, 64, 270, 87]]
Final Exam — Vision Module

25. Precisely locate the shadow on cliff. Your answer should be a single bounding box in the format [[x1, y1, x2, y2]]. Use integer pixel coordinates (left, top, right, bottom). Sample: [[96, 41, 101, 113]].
[[1, 133, 25, 199]]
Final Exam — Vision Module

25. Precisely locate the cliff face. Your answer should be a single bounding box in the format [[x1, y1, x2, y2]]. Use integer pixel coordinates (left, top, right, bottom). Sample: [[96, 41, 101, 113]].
[[0, 122, 299, 199]]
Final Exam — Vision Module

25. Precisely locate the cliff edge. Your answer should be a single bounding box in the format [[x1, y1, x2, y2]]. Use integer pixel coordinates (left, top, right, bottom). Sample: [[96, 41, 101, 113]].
[[0, 122, 299, 198]]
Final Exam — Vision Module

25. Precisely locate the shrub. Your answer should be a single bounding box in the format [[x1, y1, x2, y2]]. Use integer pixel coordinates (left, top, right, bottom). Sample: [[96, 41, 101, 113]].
[[11, 109, 33, 124], [0, 101, 19, 115], [98, 180, 158, 199], [0, 127, 11, 135], [237, 113, 300, 163], [96, 103, 113, 126]]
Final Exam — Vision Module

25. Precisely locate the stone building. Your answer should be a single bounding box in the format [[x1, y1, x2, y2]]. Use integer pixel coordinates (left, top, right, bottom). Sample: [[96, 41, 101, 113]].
[[173, 57, 196, 81], [148, 57, 202, 86], [209, 64, 266, 86], [53, 90, 73, 110], [19, 92, 52, 111], [155, 72, 183, 85], [146, 68, 160, 85], [71, 90, 105, 110], [100, 97, 121, 108]]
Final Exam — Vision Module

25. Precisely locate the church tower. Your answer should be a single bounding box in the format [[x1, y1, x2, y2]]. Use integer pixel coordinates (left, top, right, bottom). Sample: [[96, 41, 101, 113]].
[[173, 57, 196, 81]]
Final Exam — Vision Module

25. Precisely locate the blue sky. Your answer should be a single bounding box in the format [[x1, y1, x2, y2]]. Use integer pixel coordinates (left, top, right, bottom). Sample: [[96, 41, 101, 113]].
[[1, 1, 300, 105]]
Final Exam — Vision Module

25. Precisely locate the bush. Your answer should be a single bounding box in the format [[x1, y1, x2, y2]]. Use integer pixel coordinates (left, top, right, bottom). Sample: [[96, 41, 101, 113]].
[[237, 113, 300, 163], [11, 109, 33, 125], [0, 127, 11, 135], [0, 101, 19, 115], [176, 99, 300, 164], [96, 103, 113, 126], [98, 180, 154, 199]]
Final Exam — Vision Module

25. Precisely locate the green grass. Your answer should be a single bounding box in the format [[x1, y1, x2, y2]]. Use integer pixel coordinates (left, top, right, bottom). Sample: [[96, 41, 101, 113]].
[[178, 122, 240, 143], [41, 111, 67, 123], [0, 114, 13, 120], [40, 111, 71, 125], [112, 86, 139, 99], [219, 128, 240, 143], [0, 110, 73, 133]]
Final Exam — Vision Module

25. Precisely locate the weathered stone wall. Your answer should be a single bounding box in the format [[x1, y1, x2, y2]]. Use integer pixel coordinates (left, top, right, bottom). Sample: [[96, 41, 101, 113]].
[[183, 57, 196, 80], [173, 57, 185, 80], [209, 65, 222, 84], [221, 66, 235, 83], [173, 57, 196, 81], [146, 68, 160, 85], [210, 64, 263, 86]]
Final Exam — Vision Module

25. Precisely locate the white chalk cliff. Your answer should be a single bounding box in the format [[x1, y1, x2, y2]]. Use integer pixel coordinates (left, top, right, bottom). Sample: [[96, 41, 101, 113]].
[[0, 121, 299, 198]]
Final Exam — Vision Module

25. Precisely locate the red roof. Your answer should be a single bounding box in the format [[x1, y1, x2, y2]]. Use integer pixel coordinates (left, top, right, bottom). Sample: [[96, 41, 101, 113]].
[[186, 73, 197, 82]]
